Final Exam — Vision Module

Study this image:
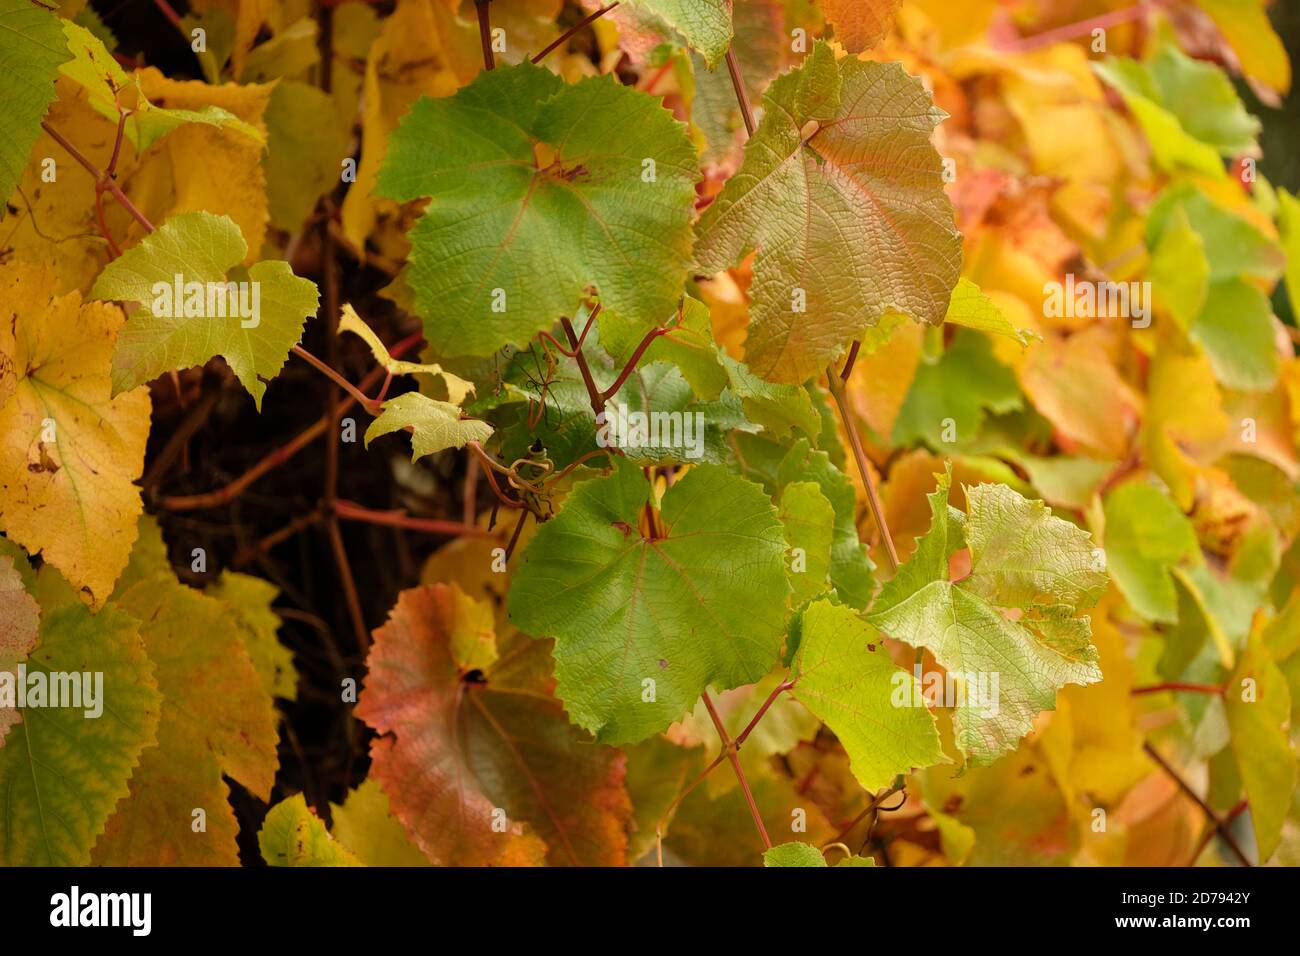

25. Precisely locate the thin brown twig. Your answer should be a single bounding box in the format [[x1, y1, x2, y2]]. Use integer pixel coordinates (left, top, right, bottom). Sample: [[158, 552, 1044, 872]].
[[724, 46, 756, 137], [157, 334, 423, 511], [826, 365, 900, 574], [41, 121, 155, 234], [333, 499, 493, 537], [1190, 799, 1248, 865], [531, 2, 619, 64], [475, 0, 495, 71], [702, 689, 771, 849], [1142, 741, 1252, 867], [1132, 682, 1224, 696], [561, 316, 605, 416], [291, 344, 381, 414], [735, 678, 794, 748]]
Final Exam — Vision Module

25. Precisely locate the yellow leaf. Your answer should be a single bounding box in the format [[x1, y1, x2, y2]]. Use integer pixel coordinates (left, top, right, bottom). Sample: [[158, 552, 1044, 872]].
[[1021, 331, 1142, 459], [129, 69, 273, 263], [0, 262, 149, 608], [1141, 344, 1228, 509], [340, 0, 474, 252]]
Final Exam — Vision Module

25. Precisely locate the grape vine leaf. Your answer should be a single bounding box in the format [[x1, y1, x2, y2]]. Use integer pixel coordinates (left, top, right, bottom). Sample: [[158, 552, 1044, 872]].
[[376, 61, 699, 357], [1224, 631, 1296, 861], [736, 435, 875, 609], [58, 19, 261, 153], [779, 481, 835, 607], [91, 211, 320, 410], [943, 279, 1037, 348], [0, 261, 151, 608], [0, 0, 71, 214], [263, 80, 350, 231], [92, 570, 280, 866], [622, 0, 733, 67], [764, 840, 876, 866], [793, 599, 946, 790], [365, 392, 493, 462], [509, 458, 791, 744], [1103, 481, 1200, 624], [340, 304, 474, 404], [1191, 278, 1280, 391], [357, 583, 631, 866], [867, 468, 1105, 765], [208, 571, 297, 703], [1192, 0, 1290, 94], [1093, 42, 1259, 175], [695, 41, 961, 383], [1147, 183, 1285, 283], [260, 794, 362, 867], [0, 554, 39, 746], [0, 566, 161, 866], [818, 0, 901, 52], [891, 329, 1022, 449], [329, 779, 429, 867]]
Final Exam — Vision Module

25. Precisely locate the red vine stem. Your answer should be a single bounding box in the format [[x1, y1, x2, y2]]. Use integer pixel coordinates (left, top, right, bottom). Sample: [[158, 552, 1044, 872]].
[[735, 678, 794, 748], [475, 0, 495, 71], [561, 316, 606, 416], [702, 689, 771, 849], [997, 4, 1148, 53], [158, 334, 423, 511], [1131, 682, 1224, 696], [1190, 799, 1248, 866], [531, 2, 620, 64], [826, 369, 901, 574], [291, 344, 382, 414], [334, 499, 492, 537], [151, 0, 184, 31], [1142, 741, 1252, 867], [41, 121, 156, 235]]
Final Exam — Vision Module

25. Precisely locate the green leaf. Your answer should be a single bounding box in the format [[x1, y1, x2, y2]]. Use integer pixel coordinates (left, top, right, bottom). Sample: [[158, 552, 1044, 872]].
[[0, 569, 161, 865], [1103, 481, 1200, 624], [961, 482, 1109, 609], [624, 0, 733, 67], [753, 436, 874, 609], [1093, 43, 1258, 173], [58, 19, 261, 153], [763, 840, 876, 866], [763, 841, 828, 866], [721, 354, 821, 439], [943, 279, 1037, 347], [509, 458, 790, 744], [263, 80, 348, 231], [891, 329, 1021, 449], [1191, 278, 1279, 391], [1148, 184, 1285, 282], [793, 600, 946, 790], [91, 211, 320, 410], [376, 62, 698, 357], [779, 481, 835, 607], [0, 0, 70, 215], [1147, 204, 1209, 331], [260, 794, 361, 866], [629, 297, 729, 401], [867, 468, 1104, 765], [1225, 633, 1296, 861], [1278, 188, 1300, 322], [365, 391, 493, 462], [695, 41, 961, 383]]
